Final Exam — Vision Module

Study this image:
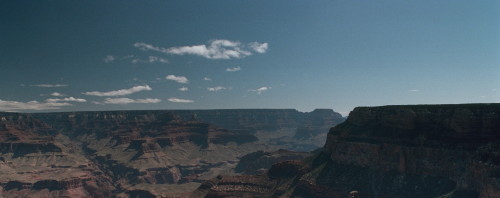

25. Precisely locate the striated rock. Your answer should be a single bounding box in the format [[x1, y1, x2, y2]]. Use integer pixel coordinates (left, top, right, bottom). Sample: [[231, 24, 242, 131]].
[[0, 109, 343, 196], [194, 175, 277, 198], [0, 142, 62, 157], [171, 109, 345, 138], [140, 167, 182, 184], [32, 178, 90, 190]]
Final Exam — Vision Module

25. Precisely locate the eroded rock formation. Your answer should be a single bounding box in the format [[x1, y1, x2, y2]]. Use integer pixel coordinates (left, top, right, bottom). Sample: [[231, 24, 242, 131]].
[[0, 109, 342, 197]]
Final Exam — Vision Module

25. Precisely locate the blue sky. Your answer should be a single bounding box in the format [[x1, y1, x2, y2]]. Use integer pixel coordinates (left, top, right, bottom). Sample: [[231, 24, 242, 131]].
[[0, 0, 498, 116]]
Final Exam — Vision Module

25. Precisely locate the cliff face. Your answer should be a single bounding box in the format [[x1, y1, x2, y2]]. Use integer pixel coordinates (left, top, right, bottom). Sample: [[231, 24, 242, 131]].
[[0, 112, 117, 198], [195, 104, 500, 198], [319, 104, 500, 198]]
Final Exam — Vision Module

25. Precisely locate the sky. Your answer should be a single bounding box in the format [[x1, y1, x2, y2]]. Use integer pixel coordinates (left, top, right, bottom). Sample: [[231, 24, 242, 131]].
[[0, 0, 498, 116]]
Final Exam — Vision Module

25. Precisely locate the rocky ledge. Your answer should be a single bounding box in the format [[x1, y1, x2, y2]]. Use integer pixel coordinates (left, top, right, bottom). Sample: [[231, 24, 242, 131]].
[[235, 149, 310, 175]]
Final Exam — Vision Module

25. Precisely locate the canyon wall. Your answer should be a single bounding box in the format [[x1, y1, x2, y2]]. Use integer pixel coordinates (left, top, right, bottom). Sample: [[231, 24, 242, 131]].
[[320, 104, 500, 198], [195, 104, 500, 198]]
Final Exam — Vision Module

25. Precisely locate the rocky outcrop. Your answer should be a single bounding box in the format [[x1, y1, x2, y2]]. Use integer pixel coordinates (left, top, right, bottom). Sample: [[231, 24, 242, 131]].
[[235, 150, 310, 175], [309, 104, 499, 198], [0, 142, 62, 157], [140, 167, 182, 184], [294, 109, 342, 139], [0, 112, 61, 157], [193, 175, 277, 198]]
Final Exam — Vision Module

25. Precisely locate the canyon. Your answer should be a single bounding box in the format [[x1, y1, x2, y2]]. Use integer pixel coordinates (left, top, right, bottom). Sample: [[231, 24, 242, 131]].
[[194, 104, 500, 198], [0, 109, 344, 197], [1, 104, 498, 197]]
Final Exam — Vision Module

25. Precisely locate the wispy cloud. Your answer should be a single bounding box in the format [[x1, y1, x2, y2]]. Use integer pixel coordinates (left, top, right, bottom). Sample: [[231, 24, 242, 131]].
[[0, 99, 72, 111], [166, 75, 189, 84], [226, 66, 241, 72], [249, 42, 269, 53], [134, 42, 168, 53], [179, 87, 189, 92], [102, 98, 161, 104], [131, 56, 168, 64], [83, 85, 152, 97], [104, 54, 167, 64], [50, 92, 65, 97], [135, 39, 269, 60], [409, 89, 420, 92], [30, 84, 68, 88], [249, 86, 271, 94], [207, 86, 227, 92], [203, 77, 212, 81], [46, 97, 87, 103], [103, 55, 116, 63], [168, 97, 194, 103]]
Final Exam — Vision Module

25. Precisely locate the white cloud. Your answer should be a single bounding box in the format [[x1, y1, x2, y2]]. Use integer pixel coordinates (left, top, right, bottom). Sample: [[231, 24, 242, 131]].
[[149, 56, 168, 63], [203, 77, 212, 81], [179, 87, 189, 92], [46, 97, 87, 103], [103, 55, 115, 63], [409, 89, 420, 92], [166, 40, 251, 59], [131, 56, 168, 64], [103, 98, 161, 104], [168, 97, 194, 103], [207, 86, 227, 92], [249, 42, 269, 53], [0, 99, 72, 111], [31, 84, 68, 88], [249, 86, 271, 94], [50, 92, 64, 97], [83, 85, 152, 97], [226, 66, 241, 72], [135, 40, 268, 60], [166, 75, 189, 84], [134, 42, 169, 53]]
